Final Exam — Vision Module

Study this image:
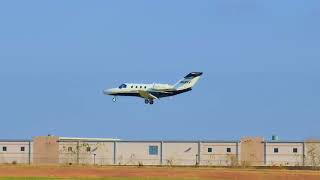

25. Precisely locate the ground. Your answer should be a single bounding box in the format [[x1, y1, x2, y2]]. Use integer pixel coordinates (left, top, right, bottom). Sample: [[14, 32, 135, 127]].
[[0, 165, 319, 180]]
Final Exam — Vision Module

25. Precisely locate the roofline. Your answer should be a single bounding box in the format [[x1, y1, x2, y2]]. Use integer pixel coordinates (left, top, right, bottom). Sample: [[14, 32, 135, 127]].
[[0, 136, 319, 144], [57, 140, 320, 143], [265, 141, 304, 143], [0, 139, 31, 142], [58, 140, 239, 143], [58, 137, 121, 142], [115, 140, 238, 143]]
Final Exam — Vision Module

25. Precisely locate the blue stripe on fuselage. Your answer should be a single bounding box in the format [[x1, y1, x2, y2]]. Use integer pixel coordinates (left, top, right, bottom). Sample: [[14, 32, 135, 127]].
[[149, 88, 192, 98]]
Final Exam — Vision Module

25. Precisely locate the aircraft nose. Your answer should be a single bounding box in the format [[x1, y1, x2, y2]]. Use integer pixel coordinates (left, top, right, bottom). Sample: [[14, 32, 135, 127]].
[[103, 89, 113, 95]]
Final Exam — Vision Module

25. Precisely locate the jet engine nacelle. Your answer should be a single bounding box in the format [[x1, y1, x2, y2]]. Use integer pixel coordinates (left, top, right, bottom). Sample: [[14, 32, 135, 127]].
[[152, 83, 173, 90]]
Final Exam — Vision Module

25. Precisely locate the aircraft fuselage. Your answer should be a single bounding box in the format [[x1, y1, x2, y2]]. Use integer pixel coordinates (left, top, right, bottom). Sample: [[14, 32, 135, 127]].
[[103, 72, 202, 104]]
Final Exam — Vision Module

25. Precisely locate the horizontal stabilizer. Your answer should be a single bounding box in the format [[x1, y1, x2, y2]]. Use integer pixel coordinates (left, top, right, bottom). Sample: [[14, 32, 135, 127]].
[[184, 72, 203, 78]]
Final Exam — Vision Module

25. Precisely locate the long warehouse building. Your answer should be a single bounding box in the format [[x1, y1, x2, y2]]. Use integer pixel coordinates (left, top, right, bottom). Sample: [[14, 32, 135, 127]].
[[0, 136, 319, 167]]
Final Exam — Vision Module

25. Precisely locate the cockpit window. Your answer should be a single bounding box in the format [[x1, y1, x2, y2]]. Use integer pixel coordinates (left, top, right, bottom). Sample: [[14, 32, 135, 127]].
[[119, 84, 127, 89]]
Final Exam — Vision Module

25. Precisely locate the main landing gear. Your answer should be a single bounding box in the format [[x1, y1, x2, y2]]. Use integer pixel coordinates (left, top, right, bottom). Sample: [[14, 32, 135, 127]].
[[145, 99, 154, 105]]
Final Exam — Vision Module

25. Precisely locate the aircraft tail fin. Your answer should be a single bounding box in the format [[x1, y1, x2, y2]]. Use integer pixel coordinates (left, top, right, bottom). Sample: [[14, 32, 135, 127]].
[[174, 72, 203, 90]]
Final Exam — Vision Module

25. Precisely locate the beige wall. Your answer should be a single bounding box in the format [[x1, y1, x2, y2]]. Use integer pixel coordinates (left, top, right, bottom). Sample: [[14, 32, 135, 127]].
[[200, 143, 238, 166], [33, 136, 59, 164], [59, 142, 77, 164], [0, 141, 31, 164], [240, 137, 264, 166], [116, 142, 161, 165], [305, 142, 320, 166], [59, 141, 114, 165], [266, 143, 303, 166], [162, 142, 198, 165], [2, 136, 320, 167]]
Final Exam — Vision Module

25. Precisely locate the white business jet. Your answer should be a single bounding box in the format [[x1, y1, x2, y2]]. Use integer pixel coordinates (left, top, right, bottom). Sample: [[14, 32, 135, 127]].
[[103, 72, 203, 104]]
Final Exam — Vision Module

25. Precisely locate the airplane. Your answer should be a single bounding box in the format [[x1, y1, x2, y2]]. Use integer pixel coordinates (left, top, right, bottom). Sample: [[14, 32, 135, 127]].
[[103, 72, 203, 104]]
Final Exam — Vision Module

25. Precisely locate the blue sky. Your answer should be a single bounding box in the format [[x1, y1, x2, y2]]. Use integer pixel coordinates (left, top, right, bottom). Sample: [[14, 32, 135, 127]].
[[0, 1, 319, 140]]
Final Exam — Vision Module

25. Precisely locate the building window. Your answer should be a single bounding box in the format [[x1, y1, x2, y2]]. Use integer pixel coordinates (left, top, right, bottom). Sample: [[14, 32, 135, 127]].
[[86, 147, 91, 152], [68, 147, 72, 152], [208, 147, 213, 153], [21, 147, 25, 152], [149, 146, 158, 155], [273, 148, 279, 153], [2, 146, 7, 151], [227, 148, 231, 153], [293, 148, 298, 153]]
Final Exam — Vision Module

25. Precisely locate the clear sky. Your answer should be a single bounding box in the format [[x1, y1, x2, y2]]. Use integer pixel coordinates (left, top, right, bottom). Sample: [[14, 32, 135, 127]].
[[0, 1, 319, 140]]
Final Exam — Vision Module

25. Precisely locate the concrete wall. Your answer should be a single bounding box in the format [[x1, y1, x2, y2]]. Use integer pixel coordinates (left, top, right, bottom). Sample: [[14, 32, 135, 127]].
[[33, 136, 59, 164], [59, 141, 114, 165], [0, 141, 31, 164], [304, 142, 320, 167], [240, 137, 264, 166], [162, 142, 198, 165], [116, 142, 161, 165], [59, 141, 78, 164], [266, 143, 303, 166], [1, 136, 320, 167], [200, 143, 238, 166]]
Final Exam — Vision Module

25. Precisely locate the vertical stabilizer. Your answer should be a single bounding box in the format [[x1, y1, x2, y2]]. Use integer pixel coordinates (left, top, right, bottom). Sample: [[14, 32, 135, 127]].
[[174, 72, 203, 90]]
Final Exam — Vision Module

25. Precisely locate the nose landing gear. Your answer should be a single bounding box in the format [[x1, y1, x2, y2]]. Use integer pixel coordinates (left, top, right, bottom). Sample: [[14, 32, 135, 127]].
[[112, 96, 117, 102], [144, 99, 154, 105]]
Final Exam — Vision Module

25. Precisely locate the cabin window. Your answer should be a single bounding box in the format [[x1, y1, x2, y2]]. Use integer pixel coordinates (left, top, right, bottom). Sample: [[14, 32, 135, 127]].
[[226, 148, 231, 153], [136, 86, 138, 88], [140, 86, 142, 88], [2, 146, 7, 151], [274, 148, 279, 153], [21, 147, 25, 152], [131, 86, 133, 88], [293, 148, 298, 153], [208, 147, 213, 153], [149, 146, 158, 155], [144, 86, 147, 89], [118, 84, 127, 89]]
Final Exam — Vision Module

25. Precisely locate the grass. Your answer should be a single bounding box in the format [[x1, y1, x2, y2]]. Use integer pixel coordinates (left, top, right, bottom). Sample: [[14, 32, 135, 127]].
[[0, 178, 206, 180]]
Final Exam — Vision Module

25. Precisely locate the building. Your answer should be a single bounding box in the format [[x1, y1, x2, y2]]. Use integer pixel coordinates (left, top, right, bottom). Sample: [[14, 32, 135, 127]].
[[0, 139, 32, 164], [0, 135, 319, 167]]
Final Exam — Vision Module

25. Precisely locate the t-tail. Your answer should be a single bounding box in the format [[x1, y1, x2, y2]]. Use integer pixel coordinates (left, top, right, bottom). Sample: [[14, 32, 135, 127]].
[[173, 72, 203, 91]]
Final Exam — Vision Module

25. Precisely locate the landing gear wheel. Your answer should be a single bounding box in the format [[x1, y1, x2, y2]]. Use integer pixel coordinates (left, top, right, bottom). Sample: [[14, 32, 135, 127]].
[[112, 97, 117, 102], [150, 100, 154, 105], [145, 99, 149, 104]]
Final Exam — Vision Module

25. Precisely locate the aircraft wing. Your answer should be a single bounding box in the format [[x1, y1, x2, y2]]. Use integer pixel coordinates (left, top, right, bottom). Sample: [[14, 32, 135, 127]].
[[138, 90, 158, 100]]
